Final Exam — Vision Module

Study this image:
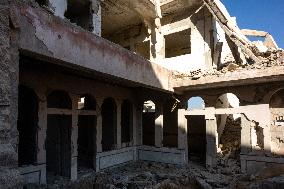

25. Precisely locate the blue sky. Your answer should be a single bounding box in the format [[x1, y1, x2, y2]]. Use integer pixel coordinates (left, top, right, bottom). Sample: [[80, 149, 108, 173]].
[[221, 0, 284, 48]]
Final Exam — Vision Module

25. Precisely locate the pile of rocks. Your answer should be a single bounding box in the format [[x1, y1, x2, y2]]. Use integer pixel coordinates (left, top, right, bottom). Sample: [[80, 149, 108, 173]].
[[219, 117, 242, 159]]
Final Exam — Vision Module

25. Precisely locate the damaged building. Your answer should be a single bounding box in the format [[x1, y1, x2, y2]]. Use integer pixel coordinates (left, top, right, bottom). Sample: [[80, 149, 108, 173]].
[[0, 0, 284, 188]]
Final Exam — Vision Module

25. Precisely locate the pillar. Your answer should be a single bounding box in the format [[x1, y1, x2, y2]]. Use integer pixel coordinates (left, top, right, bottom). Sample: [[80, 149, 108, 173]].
[[70, 94, 79, 181], [116, 99, 122, 149], [155, 103, 163, 147], [150, 18, 165, 63], [96, 98, 103, 153], [133, 102, 143, 147], [205, 107, 217, 168], [241, 114, 251, 155], [91, 0, 101, 36], [36, 91, 47, 184], [178, 109, 188, 164]]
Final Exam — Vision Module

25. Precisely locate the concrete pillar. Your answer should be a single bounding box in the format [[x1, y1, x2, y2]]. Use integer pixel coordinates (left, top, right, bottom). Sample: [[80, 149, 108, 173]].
[[155, 102, 163, 147], [96, 98, 103, 153], [36, 91, 47, 184], [178, 109, 188, 164], [241, 114, 251, 155], [37, 92, 47, 165], [205, 108, 217, 168], [116, 99, 122, 149], [49, 0, 67, 18], [91, 0, 101, 36], [150, 18, 165, 63], [261, 106, 271, 155], [133, 102, 143, 147], [70, 94, 79, 181], [204, 14, 213, 69]]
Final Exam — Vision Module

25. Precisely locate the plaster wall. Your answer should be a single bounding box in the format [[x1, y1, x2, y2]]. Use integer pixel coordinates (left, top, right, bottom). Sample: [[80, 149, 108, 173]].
[[160, 8, 213, 72], [15, 5, 172, 92]]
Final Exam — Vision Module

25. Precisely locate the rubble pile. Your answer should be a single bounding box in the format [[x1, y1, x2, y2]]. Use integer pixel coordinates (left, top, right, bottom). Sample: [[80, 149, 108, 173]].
[[172, 46, 284, 81], [93, 160, 245, 189], [253, 48, 284, 67], [172, 68, 221, 80], [219, 117, 241, 159], [26, 158, 284, 189]]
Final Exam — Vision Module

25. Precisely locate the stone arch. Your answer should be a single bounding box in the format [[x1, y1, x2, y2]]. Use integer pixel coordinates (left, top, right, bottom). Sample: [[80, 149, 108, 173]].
[[47, 90, 72, 109], [187, 96, 206, 164], [215, 93, 241, 160]]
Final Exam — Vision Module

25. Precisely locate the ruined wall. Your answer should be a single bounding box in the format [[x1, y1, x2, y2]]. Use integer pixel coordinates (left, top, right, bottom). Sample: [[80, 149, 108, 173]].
[[219, 116, 241, 159], [160, 7, 213, 72], [0, 3, 23, 188], [270, 90, 284, 157]]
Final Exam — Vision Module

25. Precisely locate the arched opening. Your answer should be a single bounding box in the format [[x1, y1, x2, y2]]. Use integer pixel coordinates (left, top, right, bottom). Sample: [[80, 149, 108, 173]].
[[163, 98, 178, 148], [121, 100, 133, 145], [77, 94, 96, 171], [270, 89, 284, 156], [17, 85, 38, 166], [142, 100, 155, 146], [187, 97, 206, 164], [101, 98, 117, 152], [46, 90, 72, 179], [78, 94, 96, 110], [64, 0, 93, 31], [188, 96, 205, 110], [47, 90, 72, 109], [215, 93, 241, 160]]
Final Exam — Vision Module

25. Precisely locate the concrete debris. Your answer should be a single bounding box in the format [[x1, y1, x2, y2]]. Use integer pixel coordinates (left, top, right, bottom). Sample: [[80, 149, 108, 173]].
[[219, 117, 241, 160], [0, 167, 23, 189], [30, 160, 245, 189], [173, 48, 284, 81]]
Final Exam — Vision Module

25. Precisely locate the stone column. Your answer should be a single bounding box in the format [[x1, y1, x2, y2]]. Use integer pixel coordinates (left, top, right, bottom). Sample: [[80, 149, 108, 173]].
[[178, 109, 188, 164], [205, 108, 217, 168], [91, 0, 101, 36], [96, 98, 103, 153], [116, 99, 122, 149], [70, 94, 79, 181], [36, 91, 47, 184], [155, 102, 163, 147]]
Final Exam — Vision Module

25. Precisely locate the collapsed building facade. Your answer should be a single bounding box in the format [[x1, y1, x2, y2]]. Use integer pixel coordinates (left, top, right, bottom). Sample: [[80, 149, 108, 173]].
[[0, 0, 284, 188]]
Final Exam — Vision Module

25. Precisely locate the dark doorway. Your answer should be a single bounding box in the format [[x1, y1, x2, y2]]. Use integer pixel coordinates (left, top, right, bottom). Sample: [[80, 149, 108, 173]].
[[121, 100, 133, 144], [101, 98, 117, 151], [46, 115, 72, 178], [187, 115, 206, 165], [142, 112, 155, 146], [142, 100, 156, 146], [78, 115, 96, 169], [163, 100, 178, 148], [18, 85, 38, 166]]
